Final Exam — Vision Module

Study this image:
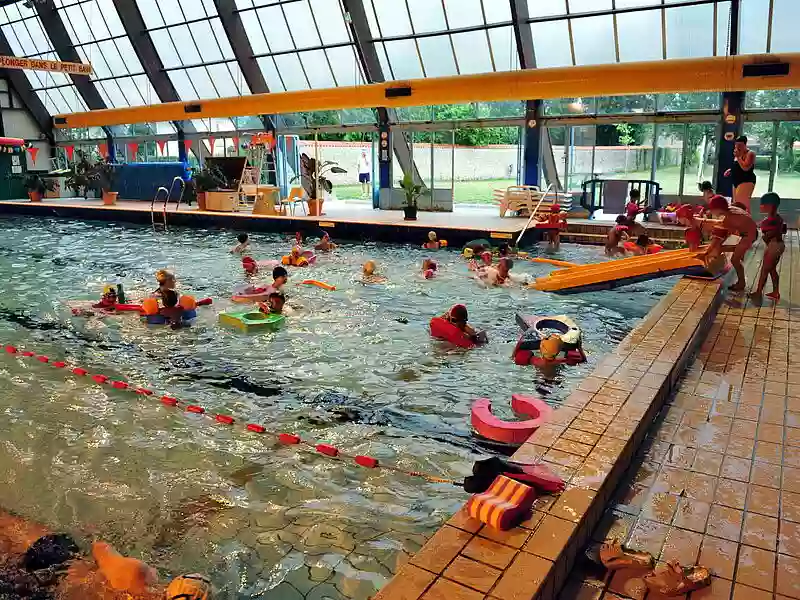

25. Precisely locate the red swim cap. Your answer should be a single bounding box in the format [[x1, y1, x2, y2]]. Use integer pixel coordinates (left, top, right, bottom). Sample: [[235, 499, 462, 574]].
[[708, 195, 729, 211], [676, 204, 695, 221]]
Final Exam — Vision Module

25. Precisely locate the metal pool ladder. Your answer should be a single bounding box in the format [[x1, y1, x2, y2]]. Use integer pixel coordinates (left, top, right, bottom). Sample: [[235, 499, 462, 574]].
[[515, 183, 555, 246], [151, 177, 186, 232]]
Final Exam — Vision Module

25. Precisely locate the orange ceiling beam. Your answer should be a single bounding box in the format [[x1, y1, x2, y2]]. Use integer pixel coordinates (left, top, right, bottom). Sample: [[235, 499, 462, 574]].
[[54, 53, 800, 129]]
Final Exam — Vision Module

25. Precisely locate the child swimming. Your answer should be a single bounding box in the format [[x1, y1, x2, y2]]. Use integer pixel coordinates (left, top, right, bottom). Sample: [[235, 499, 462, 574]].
[[481, 257, 513, 286], [422, 231, 441, 250], [259, 291, 286, 315], [159, 290, 186, 330], [153, 269, 176, 299], [230, 233, 250, 254], [441, 304, 487, 344], [267, 266, 288, 294], [629, 234, 651, 256], [605, 218, 629, 256], [422, 258, 437, 279], [362, 260, 387, 284], [314, 231, 337, 252], [750, 192, 786, 301]]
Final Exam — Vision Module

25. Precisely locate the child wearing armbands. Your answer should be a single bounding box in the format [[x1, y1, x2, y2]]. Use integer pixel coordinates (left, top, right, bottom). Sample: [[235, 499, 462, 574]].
[[422, 258, 437, 279], [750, 192, 786, 301]]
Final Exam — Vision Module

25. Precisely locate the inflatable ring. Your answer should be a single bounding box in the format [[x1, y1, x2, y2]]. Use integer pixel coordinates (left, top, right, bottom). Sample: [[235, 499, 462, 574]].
[[515, 314, 581, 351], [144, 309, 197, 325], [471, 394, 552, 445], [301, 279, 335, 291], [232, 285, 271, 303], [429, 317, 486, 348]]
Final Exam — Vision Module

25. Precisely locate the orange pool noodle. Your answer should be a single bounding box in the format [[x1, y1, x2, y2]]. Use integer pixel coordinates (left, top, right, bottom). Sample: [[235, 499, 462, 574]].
[[466, 474, 536, 530], [179, 295, 196, 310], [141, 298, 159, 315]]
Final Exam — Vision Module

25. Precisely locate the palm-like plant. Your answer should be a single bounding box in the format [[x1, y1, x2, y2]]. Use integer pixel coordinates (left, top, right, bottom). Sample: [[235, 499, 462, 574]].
[[294, 153, 347, 199], [398, 172, 427, 208]]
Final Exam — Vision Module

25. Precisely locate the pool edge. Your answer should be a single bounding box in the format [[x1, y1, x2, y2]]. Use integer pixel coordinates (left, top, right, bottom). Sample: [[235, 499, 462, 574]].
[[373, 275, 725, 600]]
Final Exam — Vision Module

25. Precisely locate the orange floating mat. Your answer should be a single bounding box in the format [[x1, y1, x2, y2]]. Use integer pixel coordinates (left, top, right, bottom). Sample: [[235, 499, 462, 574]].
[[466, 474, 537, 531]]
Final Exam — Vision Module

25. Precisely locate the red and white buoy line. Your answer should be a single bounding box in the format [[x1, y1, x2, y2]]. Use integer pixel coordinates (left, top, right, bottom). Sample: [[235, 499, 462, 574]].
[[2, 343, 458, 486]]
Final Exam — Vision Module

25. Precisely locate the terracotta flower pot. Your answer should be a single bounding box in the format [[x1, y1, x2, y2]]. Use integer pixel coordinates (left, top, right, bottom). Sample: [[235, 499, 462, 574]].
[[27, 190, 42, 203], [307, 198, 324, 217], [102, 191, 118, 205], [197, 191, 207, 211]]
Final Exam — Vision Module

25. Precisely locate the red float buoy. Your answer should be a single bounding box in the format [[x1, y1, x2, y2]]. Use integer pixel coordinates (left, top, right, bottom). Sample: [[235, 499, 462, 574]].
[[21, 351, 35, 357], [72, 368, 87, 376], [161, 396, 178, 407], [215, 414, 234, 425], [36, 355, 49, 363], [91, 374, 108, 384], [52, 361, 66, 368], [279, 433, 301, 445], [4, 346, 17, 354], [111, 381, 128, 389], [135, 388, 153, 395], [246, 423, 265, 433], [355, 455, 379, 469], [186, 405, 204, 414], [316, 443, 339, 457]]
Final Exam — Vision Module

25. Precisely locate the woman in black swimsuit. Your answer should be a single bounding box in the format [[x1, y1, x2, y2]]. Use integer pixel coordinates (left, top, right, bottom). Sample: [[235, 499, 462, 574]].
[[724, 135, 756, 213]]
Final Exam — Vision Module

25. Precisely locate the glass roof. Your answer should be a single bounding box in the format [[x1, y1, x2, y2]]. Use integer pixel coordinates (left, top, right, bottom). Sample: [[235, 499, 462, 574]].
[[1, 0, 798, 121]]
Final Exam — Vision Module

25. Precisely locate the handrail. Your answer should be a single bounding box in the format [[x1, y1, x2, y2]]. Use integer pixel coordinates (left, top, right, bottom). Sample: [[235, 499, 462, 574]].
[[516, 183, 554, 246], [150, 186, 168, 232]]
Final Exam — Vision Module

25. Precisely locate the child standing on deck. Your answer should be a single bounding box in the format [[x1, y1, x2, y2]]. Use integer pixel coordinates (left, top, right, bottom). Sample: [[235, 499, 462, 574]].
[[750, 192, 786, 301]]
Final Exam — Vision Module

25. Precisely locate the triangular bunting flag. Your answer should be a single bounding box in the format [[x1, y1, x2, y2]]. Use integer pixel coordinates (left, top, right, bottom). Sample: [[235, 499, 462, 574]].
[[183, 139, 192, 152], [157, 139, 167, 156], [127, 142, 138, 158], [26, 146, 39, 164], [64, 145, 74, 161], [97, 143, 108, 158], [232, 136, 239, 151], [208, 136, 216, 154]]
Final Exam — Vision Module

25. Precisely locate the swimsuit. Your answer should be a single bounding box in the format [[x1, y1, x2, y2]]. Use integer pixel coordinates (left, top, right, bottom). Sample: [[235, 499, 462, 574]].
[[731, 159, 756, 187]]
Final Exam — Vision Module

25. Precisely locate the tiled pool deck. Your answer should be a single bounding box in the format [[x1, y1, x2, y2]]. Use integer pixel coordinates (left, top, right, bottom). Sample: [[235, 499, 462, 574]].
[[374, 233, 799, 600]]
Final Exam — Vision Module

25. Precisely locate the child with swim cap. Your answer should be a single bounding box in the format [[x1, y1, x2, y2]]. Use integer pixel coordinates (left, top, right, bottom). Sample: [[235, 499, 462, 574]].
[[153, 269, 176, 299], [362, 260, 387, 284], [314, 231, 337, 252], [422, 231, 441, 250], [750, 192, 786, 301], [422, 258, 437, 279], [230, 233, 249, 254]]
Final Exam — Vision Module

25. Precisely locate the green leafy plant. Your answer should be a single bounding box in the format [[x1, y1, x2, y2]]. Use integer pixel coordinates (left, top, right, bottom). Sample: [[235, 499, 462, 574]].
[[192, 164, 227, 192], [65, 150, 94, 198], [21, 173, 55, 195], [293, 153, 347, 199], [398, 172, 428, 208], [88, 158, 116, 192]]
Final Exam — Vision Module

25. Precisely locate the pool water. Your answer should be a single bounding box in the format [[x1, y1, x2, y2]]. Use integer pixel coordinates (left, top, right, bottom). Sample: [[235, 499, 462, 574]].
[[0, 217, 674, 599]]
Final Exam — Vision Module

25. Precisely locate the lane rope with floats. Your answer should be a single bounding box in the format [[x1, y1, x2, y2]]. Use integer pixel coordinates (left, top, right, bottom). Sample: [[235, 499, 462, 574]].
[[1, 343, 458, 486]]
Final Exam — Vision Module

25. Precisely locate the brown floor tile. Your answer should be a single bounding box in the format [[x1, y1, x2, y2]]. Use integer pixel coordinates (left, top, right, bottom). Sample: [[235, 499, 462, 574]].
[[784, 466, 800, 494], [518, 510, 545, 532], [725, 436, 756, 459], [740, 512, 778, 550], [410, 525, 473, 574], [735, 545, 776, 592], [706, 505, 743, 541], [684, 472, 717, 503], [553, 438, 595, 458], [754, 440, 783, 464], [524, 515, 576, 561], [641, 492, 679, 525], [758, 423, 785, 444], [461, 536, 517, 570], [721, 456, 752, 482], [561, 427, 602, 447], [673, 498, 711, 533], [732, 583, 775, 600], [653, 466, 690, 495], [689, 576, 732, 600], [731, 419, 758, 439], [752, 461, 782, 489], [693, 450, 724, 476], [659, 527, 703, 565], [780, 519, 800, 557], [714, 478, 748, 510], [549, 488, 596, 523], [776, 553, 800, 599], [489, 552, 551, 600], [421, 578, 483, 600], [372, 563, 436, 600], [747, 485, 780, 518], [628, 519, 669, 558], [698, 535, 738, 580], [448, 509, 483, 534], [783, 490, 800, 523], [478, 524, 531, 550], [443, 556, 501, 594], [607, 568, 647, 600]]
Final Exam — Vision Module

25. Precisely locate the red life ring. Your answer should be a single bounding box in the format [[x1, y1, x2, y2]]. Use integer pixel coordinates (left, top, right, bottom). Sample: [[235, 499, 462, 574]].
[[429, 317, 476, 348], [470, 394, 552, 445]]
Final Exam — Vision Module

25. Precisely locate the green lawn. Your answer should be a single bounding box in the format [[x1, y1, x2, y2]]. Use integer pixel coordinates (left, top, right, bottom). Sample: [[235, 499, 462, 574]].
[[335, 179, 518, 205]]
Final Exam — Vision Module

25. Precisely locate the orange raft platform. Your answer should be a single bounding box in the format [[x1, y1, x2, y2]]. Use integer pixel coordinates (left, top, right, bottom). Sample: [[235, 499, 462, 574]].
[[470, 394, 552, 446]]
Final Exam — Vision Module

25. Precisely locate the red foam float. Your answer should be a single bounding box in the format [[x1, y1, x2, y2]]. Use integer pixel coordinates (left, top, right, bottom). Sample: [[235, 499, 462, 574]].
[[186, 405, 204, 414], [429, 317, 475, 349], [21, 351, 35, 357], [355, 455, 379, 468], [215, 414, 234, 425], [135, 388, 153, 395], [161, 396, 178, 406], [72, 368, 88, 376], [470, 394, 552, 446], [4, 346, 17, 354], [316, 443, 339, 457], [36, 355, 49, 363], [111, 381, 128, 389], [279, 433, 301, 445], [52, 361, 66, 368], [91, 374, 108, 384], [246, 423, 265, 433]]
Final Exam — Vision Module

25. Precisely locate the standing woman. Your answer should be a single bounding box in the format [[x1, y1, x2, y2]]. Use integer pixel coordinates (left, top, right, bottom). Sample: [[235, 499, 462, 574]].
[[725, 135, 756, 213]]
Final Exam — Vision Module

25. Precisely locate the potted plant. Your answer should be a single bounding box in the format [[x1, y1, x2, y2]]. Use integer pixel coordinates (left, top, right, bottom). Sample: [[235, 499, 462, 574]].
[[88, 159, 117, 205], [398, 172, 428, 221], [65, 151, 93, 199], [18, 173, 55, 202], [292, 153, 346, 216], [192, 165, 227, 211]]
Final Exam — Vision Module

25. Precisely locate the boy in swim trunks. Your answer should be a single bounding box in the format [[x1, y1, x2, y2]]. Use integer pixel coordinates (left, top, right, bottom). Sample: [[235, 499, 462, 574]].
[[629, 234, 651, 256], [750, 192, 786, 301], [704, 194, 758, 292], [230, 233, 249, 254]]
